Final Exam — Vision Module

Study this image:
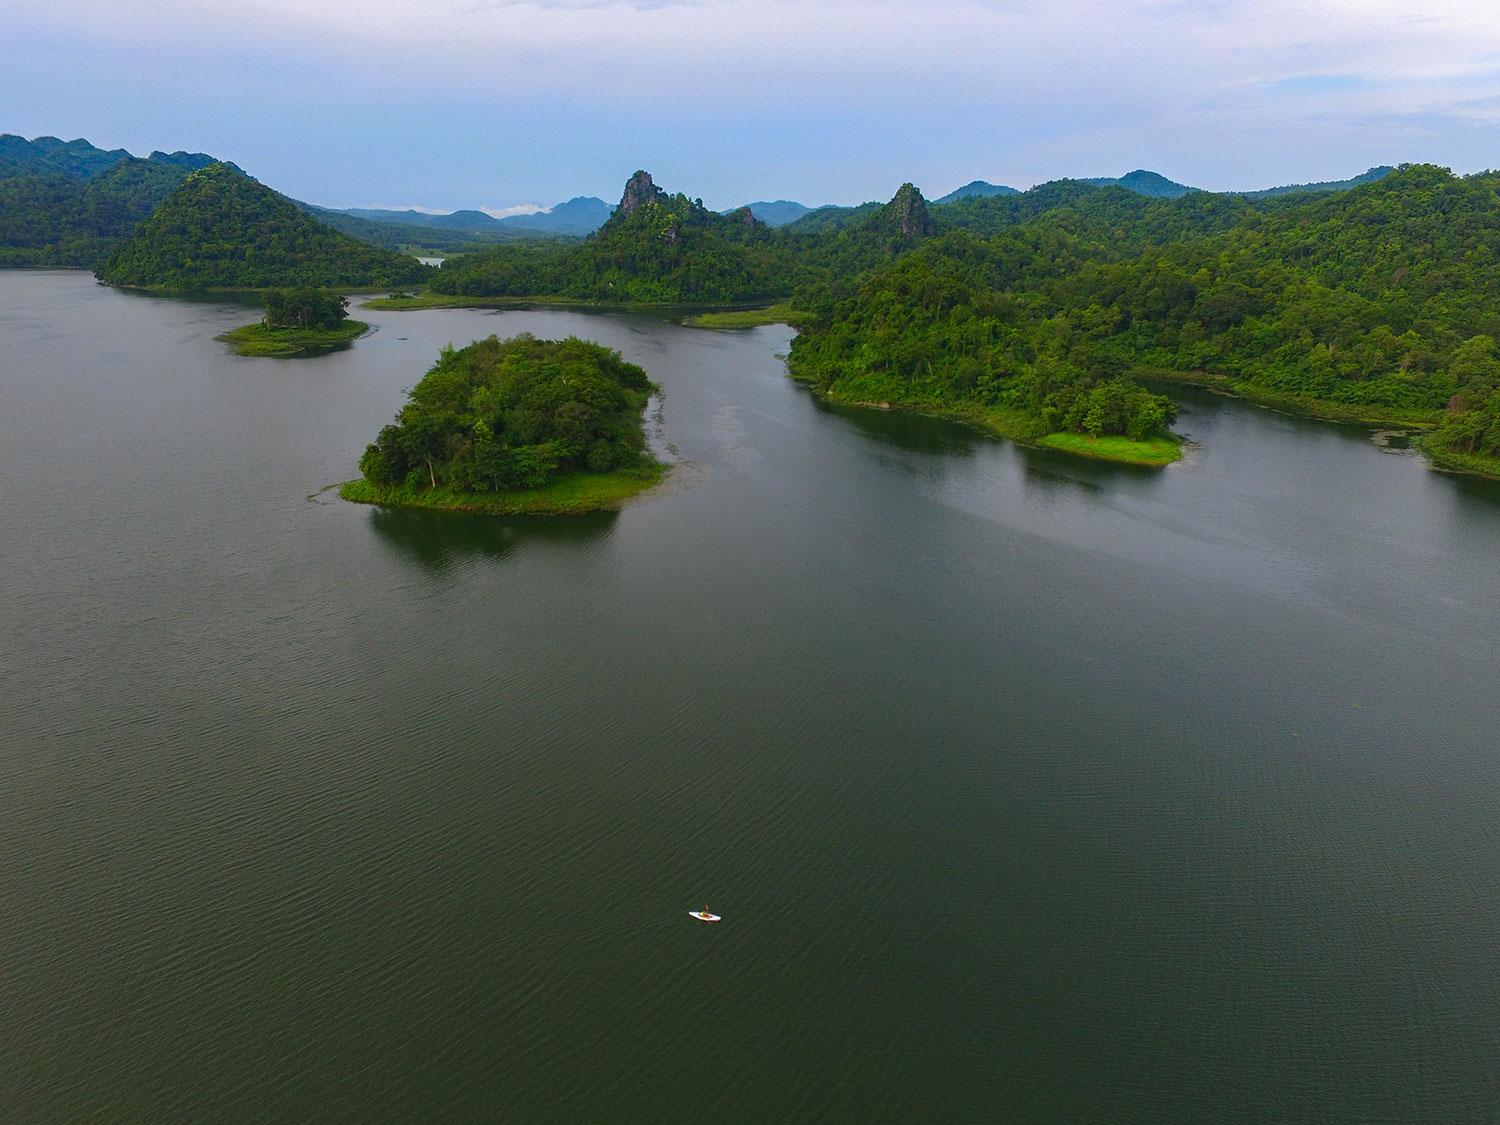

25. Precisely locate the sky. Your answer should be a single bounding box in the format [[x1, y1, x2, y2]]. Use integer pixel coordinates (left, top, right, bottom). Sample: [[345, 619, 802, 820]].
[[5, 0, 1500, 213]]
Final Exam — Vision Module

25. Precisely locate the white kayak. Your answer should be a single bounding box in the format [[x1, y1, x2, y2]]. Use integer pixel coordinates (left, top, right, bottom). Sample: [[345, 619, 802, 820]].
[[689, 909, 721, 923]]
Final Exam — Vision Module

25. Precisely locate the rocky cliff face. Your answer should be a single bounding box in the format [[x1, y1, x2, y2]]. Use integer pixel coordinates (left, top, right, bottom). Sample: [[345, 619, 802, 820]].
[[602, 171, 764, 245], [618, 170, 665, 216], [886, 183, 933, 237]]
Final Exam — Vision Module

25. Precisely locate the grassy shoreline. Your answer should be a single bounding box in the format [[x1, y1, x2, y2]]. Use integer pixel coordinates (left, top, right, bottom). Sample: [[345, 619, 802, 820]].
[[358, 290, 799, 319], [806, 382, 1182, 467], [1134, 368, 1500, 482], [1136, 368, 1444, 429], [1415, 439, 1500, 481], [1037, 431, 1183, 466], [220, 320, 369, 357], [680, 304, 804, 329], [107, 282, 406, 298], [338, 462, 668, 516]]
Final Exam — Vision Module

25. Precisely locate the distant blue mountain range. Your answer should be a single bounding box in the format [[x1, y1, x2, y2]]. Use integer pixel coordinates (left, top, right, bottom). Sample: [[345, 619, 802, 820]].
[[735, 200, 815, 227], [933, 181, 1022, 204], [498, 196, 614, 236], [333, 196, 614, 237], [0, 133, 1405, 253], [1082, 169, 1196, 198], [1235, 166, 1395, 199], [934, 166, 1395, 205]]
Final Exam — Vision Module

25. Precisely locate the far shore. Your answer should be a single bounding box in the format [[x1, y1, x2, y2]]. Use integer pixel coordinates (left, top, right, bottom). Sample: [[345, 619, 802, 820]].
[[1135, 367, 1445, 429], [359, 291, 798, 323]]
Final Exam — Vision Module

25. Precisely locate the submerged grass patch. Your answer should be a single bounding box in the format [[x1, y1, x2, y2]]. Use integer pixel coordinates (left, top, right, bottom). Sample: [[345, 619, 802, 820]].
[[339, 463, 667, 516], [1417, 439, 1500, 481], [681, 304, 803, 329], [221, 320, 368, 357], [1038, 431, 1184, 467], [362, 291, 699, 314]]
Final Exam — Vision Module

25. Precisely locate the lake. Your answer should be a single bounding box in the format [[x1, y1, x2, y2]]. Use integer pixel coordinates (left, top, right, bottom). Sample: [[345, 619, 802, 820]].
[[2, 270, 1499, 1120]]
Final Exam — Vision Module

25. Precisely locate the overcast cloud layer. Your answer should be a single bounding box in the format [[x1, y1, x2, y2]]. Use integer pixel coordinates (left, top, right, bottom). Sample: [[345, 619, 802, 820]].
[[6, 0, 1500, 210]]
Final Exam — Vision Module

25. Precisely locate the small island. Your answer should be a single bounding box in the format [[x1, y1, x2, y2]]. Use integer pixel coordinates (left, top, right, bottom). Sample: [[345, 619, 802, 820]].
[[341, 333, 665, 515], [222, 288, 368, 357]]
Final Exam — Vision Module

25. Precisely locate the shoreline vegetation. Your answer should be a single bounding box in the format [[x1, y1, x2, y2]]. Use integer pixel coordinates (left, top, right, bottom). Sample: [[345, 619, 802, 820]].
[[358, 290, 803, 326], [1136, 368, 1445, 429], [362, 292, 637, 311], [680, 304, 804, 329], [339, 463, 667, 515], [1417, 441, 1500, 480], [220, 319, 368, 357], [1135, 368, 1500, 478], [807, 383, 1183, 467]]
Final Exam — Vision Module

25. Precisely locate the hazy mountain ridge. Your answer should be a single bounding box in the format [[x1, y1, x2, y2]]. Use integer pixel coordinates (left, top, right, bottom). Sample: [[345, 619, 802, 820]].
[[735, 200, 814, 227], [1082, 169, 1198, 197], [934, 180, 1022, 204], [500, 196, 614, 235], [293, 203, 537, 254], [0, 130, 1410, 272], [326, 196, 613, 237], [1235, 166, 1395, 199]]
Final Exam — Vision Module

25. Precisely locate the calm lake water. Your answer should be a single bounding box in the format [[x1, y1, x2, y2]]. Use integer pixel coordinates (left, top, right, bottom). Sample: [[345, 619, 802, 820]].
[[3, 270, 1500, 1121]]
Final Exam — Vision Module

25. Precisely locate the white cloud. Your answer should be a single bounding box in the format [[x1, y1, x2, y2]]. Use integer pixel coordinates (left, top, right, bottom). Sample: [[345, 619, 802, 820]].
[[20, 0, 1500, 105], [9, 0, 1500, 199]]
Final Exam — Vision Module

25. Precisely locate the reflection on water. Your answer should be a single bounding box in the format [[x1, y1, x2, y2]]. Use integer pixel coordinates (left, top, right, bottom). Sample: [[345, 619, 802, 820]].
[[1431, 464, 1500, 506], [7, 272, 1500, 1122], [1013, 444, 1169, 493], [113, 285, 265, 312], [814, 397, 978, 457], [367, 505, 619, 571], [814, 392, 1182, 500]]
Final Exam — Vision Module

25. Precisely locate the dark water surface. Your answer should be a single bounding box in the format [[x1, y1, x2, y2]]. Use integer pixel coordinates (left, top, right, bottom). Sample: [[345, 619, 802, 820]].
[[3, 271, 1499, 1121]]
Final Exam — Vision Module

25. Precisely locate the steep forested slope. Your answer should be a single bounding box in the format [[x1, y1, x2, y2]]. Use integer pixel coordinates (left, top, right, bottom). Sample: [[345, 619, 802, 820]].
[[0, 136, 225, 267], [97, 163, 428, 289]]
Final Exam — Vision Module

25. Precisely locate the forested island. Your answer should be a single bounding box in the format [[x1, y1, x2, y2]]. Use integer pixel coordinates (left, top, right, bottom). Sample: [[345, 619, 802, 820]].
[[342, 334, 664, 514], [221, 288, 368, 356]]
